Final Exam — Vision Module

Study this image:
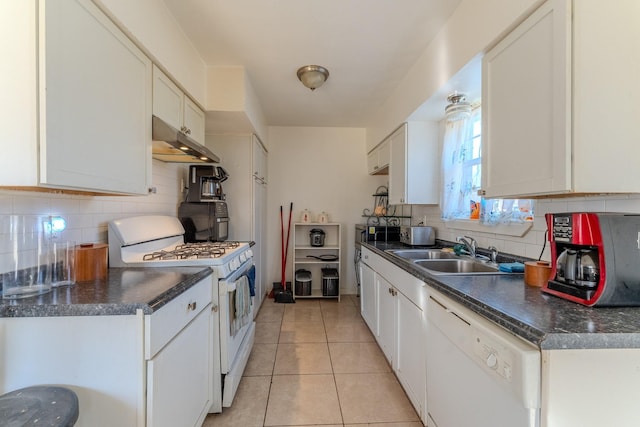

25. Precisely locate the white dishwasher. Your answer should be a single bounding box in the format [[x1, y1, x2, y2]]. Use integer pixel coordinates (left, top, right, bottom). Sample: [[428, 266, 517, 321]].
[[426, 292, 540, 427]]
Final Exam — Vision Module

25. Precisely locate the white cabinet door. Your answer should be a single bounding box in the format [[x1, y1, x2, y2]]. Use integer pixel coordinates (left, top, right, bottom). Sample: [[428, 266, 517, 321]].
[[388, 126, 407, 205], [367, 151, 379, 175], [388, 122, 439, 205], [152, 65, 183, 131], [253, 136, 268, 185], [147, 305, 212, 427], [481, 0, 572, 198], [396, 291, 425, 419], [153, 65, 206, 145], [368, 139, 390, 175], [207, 134, 268, 313], [251, 137, 267, 311], [376, 274, 396, 365], [184, 96, 206, 145], [483, 0, 640, 198], [359, 260, 376, 332], [41, 0, 152, 195]]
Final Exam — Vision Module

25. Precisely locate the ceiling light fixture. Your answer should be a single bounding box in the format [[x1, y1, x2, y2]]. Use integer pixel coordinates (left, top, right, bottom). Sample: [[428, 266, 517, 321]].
[[297, 65, 329, 91], [445, 92, 472, 122]]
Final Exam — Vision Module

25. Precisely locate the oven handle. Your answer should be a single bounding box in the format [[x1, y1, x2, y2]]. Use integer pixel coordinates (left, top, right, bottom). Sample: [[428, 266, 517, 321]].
[[221, 260, 255, 293]]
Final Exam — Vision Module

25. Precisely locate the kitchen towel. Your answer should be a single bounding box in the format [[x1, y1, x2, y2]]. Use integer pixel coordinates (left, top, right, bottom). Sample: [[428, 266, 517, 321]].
[[232, 276, 251, 335], [498, 262, 525, 273], [247, 265, 256, 297]]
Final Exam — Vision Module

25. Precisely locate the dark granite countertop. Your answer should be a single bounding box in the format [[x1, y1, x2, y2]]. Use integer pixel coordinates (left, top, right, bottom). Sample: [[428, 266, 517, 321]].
[[363, 241, 640, 350], [0, 267, 213, 317]]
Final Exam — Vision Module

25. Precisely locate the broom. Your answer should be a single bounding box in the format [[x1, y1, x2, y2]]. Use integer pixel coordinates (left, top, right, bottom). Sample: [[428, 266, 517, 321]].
[[275, 202, 295, 303]]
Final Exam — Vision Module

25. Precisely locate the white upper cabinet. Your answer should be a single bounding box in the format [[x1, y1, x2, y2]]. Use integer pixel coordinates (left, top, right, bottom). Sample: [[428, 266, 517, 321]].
[[367, 139, 390, 175], [153, 65, 205, 146], [1, 0, 152, 195], [481, 0, 640, 198], [388, 122, 439, 205]]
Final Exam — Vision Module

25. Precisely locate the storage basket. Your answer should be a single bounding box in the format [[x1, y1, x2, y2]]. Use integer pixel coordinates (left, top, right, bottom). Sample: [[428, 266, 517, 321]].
[[295, 269, 312, 296], [321, 268, 339, 296]]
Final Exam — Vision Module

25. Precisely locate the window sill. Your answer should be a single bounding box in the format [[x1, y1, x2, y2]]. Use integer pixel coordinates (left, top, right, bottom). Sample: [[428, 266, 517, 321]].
[[444, 219, 533, 237]]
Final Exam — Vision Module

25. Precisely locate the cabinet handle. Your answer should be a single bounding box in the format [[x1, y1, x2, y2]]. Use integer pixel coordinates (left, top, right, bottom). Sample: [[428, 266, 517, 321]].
[[211, 304, 218, 313], [186, 128, 191, 135], [187, 302, 197, 311], [477, 189, 486, 196]]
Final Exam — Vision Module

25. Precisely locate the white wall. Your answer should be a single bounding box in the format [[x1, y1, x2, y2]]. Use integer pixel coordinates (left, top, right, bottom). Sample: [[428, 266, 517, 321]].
[[266, 127, 386, 295], [0, 161, 185, 273]]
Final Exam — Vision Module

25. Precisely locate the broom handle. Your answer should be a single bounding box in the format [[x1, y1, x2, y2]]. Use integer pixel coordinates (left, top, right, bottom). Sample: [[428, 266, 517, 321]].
[[283, 202, 293, 290], [280, 205, 285, 287]]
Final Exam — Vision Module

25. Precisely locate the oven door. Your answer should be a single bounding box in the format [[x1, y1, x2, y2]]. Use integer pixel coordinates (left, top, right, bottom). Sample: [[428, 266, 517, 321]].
[[218, 259, 255, 407]]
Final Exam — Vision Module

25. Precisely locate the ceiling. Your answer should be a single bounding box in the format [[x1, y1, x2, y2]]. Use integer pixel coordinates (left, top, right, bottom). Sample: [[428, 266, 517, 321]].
[[162, 0, 463, 128]]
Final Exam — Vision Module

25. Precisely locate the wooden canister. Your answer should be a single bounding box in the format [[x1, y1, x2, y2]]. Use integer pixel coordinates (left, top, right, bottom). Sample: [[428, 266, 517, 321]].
[[524, 261, 552, 287], [75, 243, 108, 282]]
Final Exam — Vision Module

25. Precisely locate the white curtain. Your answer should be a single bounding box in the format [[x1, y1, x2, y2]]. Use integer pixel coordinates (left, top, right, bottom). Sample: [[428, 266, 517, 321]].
[[440, 112, 476, 220]]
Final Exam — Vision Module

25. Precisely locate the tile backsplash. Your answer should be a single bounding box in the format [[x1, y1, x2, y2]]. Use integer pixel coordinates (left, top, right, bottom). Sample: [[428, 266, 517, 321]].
[[0, 160, 185, 273]]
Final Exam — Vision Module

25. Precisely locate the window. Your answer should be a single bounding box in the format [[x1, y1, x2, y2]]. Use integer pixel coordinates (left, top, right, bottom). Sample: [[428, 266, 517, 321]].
[[441, 106, 533, 224]]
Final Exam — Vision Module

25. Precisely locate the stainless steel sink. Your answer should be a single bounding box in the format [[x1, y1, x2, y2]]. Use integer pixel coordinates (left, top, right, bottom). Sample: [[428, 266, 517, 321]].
[[385, 249, 458, 260], [414, 259, 502, 275], [385, 248, 507, 275]]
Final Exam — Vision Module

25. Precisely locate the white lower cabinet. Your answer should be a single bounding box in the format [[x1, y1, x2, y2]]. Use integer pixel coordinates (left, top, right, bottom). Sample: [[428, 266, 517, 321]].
[[146, 306, 211, 427], [359, 260, 376, 332], [396, 289, 425, 417], [145, 277, 213, 427], [0, 276, 214, 427], [360, 247, 426, 423], [376, 273, 396, 363]]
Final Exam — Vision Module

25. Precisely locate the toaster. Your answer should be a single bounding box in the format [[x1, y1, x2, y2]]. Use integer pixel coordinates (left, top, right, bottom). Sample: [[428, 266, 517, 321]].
[[400, 226, 435, 246]]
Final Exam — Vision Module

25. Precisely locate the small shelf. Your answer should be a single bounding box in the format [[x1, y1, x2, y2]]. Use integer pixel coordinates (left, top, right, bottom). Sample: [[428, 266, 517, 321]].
[[295, 259, 340, 264], [292, 223, 341, 301], [295, 245, 340, 250], [293, 290, 339, 299]]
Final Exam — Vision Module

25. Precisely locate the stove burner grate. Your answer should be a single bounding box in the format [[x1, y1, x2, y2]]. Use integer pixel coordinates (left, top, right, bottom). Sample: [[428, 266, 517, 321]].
[[143, 241, 241, 261]]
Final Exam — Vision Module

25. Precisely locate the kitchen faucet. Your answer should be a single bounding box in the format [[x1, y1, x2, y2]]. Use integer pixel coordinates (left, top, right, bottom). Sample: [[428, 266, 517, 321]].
[[456, 236, 477, 258]]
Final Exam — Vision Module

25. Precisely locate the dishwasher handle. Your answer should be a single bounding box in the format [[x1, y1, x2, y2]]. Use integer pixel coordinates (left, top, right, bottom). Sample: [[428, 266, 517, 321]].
[[428, 295, 470, 326]]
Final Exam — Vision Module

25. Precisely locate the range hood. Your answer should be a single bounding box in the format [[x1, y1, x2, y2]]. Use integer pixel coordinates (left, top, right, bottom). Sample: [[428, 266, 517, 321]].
[[151, 115, 220, 163]]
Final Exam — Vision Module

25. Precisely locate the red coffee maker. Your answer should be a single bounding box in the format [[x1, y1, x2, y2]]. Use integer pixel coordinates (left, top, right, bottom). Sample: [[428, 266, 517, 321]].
[[544, 212, 640, 306]]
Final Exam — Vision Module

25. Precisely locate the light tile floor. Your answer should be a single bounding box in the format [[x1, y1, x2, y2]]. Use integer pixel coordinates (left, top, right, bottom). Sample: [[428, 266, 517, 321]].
[[203, 295, 422, 427]]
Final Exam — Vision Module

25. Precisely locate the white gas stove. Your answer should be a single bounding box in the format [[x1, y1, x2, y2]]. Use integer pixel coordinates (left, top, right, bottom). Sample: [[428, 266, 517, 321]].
[[108, 215, 255, 413], [108, 215, 251, 279]]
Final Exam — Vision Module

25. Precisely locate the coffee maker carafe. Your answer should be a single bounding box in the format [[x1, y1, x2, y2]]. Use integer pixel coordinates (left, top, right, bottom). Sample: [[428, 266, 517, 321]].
[[186, 165, 228, 202], [544, 212, 640, 306], [554, 248, 600, 289]]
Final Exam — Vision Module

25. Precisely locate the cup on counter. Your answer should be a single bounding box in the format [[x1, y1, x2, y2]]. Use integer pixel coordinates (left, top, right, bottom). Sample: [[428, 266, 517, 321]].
[[51, 241, 76, 287], [1, 216, 52, 299]]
